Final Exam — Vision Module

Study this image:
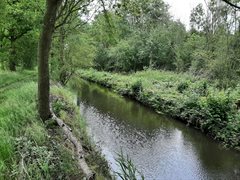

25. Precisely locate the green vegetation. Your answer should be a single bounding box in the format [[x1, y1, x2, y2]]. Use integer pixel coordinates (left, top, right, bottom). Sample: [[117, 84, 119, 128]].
[[79, 69, 240, 150], [115, 151, 144, 180], [0, 71, 36, 90], [0, 71, 110, 179], [1, 0, 240, 178], [86, 0, 240, 89]]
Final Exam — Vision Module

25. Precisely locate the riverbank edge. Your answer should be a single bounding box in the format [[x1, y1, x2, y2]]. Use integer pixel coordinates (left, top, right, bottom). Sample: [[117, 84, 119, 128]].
[[77, 69, 240, 151], [0, 71, 111, 179], [50, 84, 112, 179]]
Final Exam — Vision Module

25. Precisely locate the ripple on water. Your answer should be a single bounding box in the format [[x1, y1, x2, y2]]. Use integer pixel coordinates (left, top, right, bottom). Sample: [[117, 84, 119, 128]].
[[77, 81, 240, 180]]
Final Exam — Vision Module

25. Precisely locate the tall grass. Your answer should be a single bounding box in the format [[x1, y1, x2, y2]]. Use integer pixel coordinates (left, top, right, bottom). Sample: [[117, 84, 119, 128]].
[[0, 71, 50, 178], [0, 71, 111, 179], [0, 72, 78, 179]]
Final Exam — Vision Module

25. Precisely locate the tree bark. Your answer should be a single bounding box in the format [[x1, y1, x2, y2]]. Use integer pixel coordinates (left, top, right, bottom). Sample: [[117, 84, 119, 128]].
[[38, 0, 62, 120], [9, 38, 16, 71]]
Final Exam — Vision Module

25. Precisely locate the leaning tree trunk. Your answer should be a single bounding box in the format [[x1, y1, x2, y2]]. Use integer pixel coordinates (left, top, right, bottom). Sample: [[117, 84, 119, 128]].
[[38, 0, 62, 120]]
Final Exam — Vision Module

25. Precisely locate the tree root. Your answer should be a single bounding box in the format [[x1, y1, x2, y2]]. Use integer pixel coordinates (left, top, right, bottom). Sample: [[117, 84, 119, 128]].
[[50, 106, 95, 180]]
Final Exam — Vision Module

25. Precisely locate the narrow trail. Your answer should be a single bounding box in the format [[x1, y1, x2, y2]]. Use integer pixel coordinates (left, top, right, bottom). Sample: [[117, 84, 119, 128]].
[[0, 75, 36, 92]]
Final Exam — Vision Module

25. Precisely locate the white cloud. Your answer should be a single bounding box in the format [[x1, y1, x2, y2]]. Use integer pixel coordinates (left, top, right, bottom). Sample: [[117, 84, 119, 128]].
[[164, 0, 206, 29]]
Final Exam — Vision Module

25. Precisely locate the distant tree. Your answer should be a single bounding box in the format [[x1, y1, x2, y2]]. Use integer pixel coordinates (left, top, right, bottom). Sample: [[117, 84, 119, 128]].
[[190, 4, 206, 32], [0, 0, 43, 71]]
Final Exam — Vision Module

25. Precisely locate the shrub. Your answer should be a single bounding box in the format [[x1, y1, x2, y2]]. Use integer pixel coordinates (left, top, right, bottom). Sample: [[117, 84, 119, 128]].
[[178, 95, 205, 126], [201, 93, 233, 134], [196, 81, 208, 96], [177, 81, 189, 93], [131, 80, 143, 96]]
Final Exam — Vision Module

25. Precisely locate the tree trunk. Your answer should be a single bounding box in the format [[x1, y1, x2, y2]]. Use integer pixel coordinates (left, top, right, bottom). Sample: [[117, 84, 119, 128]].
[[9, 39, 16, 71], [38, 0, 62, 121]]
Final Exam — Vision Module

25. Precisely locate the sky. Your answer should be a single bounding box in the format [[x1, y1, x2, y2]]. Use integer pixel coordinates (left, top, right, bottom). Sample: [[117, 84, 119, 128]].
[[164, 0, 206, 29]]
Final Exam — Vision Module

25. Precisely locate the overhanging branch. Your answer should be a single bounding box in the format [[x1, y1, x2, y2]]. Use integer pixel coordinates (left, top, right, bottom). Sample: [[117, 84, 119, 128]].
[[222, 0, 240, 9]]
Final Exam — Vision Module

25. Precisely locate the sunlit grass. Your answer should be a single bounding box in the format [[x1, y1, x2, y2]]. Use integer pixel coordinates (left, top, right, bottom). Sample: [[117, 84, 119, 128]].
[[0, 70, 36, 88], [0, 70, 111, 178]]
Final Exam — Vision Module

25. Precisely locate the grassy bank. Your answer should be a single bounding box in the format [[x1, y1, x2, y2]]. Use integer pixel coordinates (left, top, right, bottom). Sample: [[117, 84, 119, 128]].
[[78, 69, 240, 151], [0, 71, 110, 179]]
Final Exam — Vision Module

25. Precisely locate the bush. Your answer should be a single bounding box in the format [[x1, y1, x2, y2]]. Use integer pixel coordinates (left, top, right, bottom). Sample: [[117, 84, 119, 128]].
[[196, 81, 208, 96], [201, 93, 233, 133], [177, 81, 189, 93], [178, 95, 205, 126], [131, 80, 143, 96]]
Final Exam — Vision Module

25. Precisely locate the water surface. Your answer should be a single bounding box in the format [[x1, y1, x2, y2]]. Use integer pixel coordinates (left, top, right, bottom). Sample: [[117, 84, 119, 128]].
[[75, 80, 240, 180]]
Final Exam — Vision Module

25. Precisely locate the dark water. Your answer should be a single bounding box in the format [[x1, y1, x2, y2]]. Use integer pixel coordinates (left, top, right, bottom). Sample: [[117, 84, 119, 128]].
[[75, 80, 240, 180]]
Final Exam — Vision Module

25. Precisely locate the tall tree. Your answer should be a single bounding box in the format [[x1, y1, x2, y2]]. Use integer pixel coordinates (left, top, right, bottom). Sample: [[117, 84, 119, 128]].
[[38, 0, 62, 120], [38, 0, 91, 120]]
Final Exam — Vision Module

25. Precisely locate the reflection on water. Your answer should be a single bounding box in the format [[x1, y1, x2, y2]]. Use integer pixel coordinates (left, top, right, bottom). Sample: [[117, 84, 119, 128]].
[[75, 80, 240, 180]]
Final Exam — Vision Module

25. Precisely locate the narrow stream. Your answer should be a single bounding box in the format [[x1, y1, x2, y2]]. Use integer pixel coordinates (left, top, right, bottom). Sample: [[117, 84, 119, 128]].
[[75, 80, 240, 180]]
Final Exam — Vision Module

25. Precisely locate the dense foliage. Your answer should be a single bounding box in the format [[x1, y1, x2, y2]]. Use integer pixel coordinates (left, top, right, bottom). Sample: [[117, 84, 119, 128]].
[[84, 0, 240, 88], [0, 0, 44, 71], [1, 0, 239, 88]]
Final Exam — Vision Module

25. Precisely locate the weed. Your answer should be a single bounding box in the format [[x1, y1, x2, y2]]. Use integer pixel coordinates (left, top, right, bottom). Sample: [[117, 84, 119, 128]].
[[115, 150, 144, 180]]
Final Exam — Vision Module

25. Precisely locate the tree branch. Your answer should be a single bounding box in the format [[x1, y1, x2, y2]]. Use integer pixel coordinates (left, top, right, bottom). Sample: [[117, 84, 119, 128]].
[[222, 0, 240, 9], [55, 0, 94, 30]]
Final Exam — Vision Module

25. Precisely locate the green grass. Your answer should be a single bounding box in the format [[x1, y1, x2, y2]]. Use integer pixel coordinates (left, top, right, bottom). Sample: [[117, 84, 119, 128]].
[[51, 86, 111, 179], [78, 69, 240, 150], [0, 71, 111, 179], [0, 71, 45, 178], [0, 70, 36, 88]]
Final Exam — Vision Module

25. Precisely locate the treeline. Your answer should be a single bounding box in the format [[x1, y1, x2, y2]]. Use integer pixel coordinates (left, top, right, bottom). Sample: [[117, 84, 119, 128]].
[[0, 0, 240, 88], [89, 0, 240, 88]]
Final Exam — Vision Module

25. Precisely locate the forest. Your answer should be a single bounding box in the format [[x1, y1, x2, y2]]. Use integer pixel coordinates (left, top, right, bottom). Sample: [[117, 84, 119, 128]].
[[0, 0, 240, 179]]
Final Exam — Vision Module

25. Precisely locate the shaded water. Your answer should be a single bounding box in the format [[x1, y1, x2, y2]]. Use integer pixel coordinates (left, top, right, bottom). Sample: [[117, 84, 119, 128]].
[[75, 80, 240, 180]]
